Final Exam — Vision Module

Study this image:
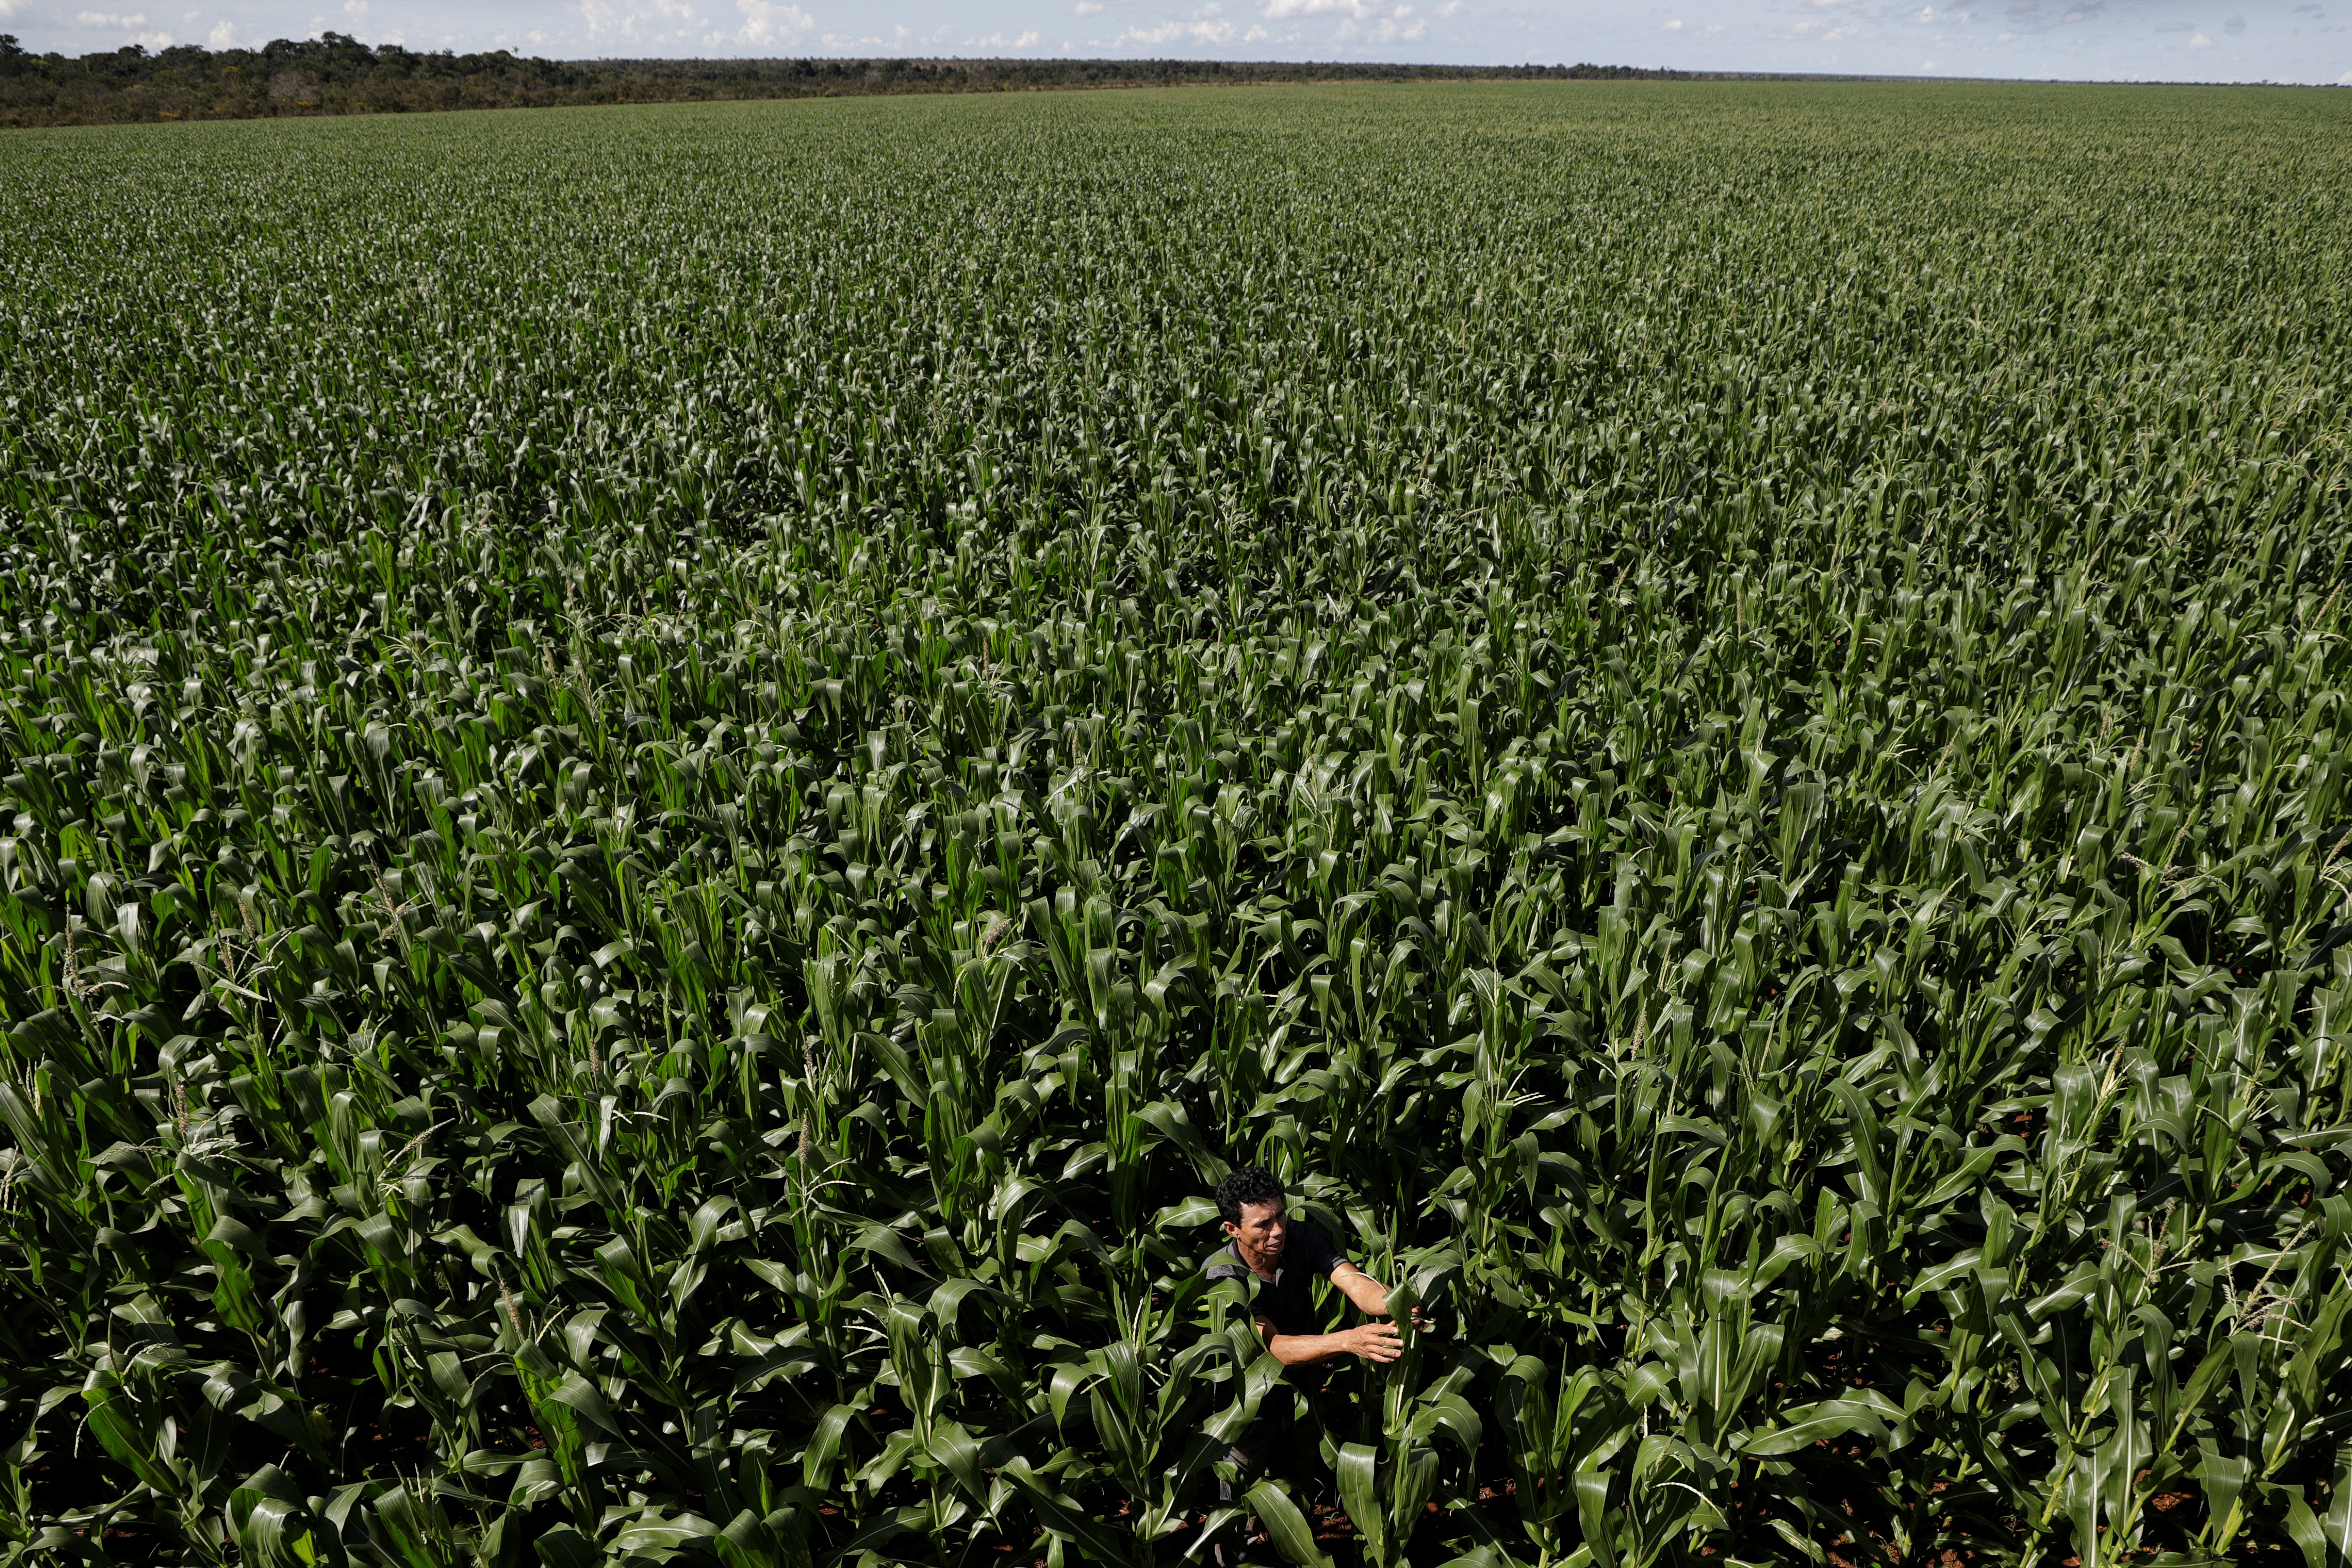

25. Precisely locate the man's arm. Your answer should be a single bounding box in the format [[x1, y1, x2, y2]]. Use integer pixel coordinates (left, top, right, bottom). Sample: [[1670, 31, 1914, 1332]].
[[1329, 1261, 1398, 1319], [1249, 1261, 1412, 1367], [1255, 1313, 1404, 1366]]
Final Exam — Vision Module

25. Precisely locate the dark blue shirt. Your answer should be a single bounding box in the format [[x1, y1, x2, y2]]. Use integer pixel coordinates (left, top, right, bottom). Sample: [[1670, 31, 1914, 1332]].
[[1201, 1221, 1349, 1337]]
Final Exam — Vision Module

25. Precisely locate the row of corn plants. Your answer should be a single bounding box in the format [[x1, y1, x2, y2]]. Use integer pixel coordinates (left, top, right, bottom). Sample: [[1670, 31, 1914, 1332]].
[[2, 80, 2351, 1566]]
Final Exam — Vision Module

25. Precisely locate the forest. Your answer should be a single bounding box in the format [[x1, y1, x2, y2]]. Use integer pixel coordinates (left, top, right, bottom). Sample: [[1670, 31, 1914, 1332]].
[[0, 36, 1690, 129]]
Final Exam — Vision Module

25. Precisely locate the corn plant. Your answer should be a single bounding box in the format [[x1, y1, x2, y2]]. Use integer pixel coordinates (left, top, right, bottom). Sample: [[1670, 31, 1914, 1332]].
[[2, 78, 2350, 1568]]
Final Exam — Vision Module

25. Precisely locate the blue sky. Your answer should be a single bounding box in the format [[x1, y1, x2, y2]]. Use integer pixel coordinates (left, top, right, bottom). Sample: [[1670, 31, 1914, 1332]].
[[4, 0, 2347, 82]]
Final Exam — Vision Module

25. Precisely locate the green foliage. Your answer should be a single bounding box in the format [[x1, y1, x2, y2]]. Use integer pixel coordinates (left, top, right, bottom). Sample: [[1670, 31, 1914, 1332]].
[[0, 39, 1688, 132], [2, 81, 2351, 1565]]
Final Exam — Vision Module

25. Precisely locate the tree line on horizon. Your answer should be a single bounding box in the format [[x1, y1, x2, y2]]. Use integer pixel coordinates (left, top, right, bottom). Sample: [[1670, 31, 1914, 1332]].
[[0, 31, 1700, 129]]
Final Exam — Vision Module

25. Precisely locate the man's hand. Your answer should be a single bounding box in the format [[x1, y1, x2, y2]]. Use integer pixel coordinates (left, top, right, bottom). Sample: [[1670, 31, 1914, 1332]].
[[1258, 1266, 1436, 1367], [1332, 1263, 1436, 1335], [1337, 1321, 1406, 1364]]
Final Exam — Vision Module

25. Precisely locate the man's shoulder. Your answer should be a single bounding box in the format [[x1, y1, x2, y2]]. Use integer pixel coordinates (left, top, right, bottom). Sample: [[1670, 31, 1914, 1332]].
[[1289, 1221, 1347, 1271], [1201, 1242, 1251, 1280]]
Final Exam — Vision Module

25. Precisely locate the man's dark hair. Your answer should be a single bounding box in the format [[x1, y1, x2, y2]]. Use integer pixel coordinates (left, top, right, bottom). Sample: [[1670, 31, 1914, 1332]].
[[1216, 1166, 1285, 1226]]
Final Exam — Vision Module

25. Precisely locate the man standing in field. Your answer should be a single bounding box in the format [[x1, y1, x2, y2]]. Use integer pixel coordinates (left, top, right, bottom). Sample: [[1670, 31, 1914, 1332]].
[[1202, 1167, 1416, 1498]]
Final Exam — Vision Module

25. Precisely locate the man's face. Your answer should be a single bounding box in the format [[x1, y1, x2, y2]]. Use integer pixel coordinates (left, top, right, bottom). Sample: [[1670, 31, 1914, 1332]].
[[1223, 1198, 1287, 1274]]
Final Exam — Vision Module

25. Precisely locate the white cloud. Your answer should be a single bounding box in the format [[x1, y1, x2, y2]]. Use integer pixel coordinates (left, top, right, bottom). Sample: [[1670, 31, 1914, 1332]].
[[1436, 0, 1464, 11], [1921, 56, 1937, 65], [577, 0, 702, 43], [208, 17, 235, 43], [344, 0, 366, 13], [1074, 0, 1102, 10], [735, 0, 812, 45], [1261, 0, 1396, 16], [1109, 6, 1240, 42], [2339, 68, 2352, 80], [2189, 30, 2210, 44], [76, 9, 149, 23], [1663, 17, 1682, 28]]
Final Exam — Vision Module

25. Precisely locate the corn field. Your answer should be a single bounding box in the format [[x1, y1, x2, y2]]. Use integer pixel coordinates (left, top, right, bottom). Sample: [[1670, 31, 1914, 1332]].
[[3, 81, 2351, 1567]]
